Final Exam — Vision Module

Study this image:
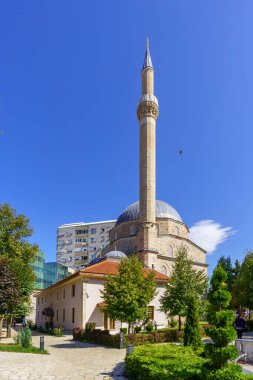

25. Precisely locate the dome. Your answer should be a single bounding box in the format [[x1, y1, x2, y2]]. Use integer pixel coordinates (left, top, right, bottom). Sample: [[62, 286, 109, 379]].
[[105, 251, 127, 259], [116, 200, 182, 226]]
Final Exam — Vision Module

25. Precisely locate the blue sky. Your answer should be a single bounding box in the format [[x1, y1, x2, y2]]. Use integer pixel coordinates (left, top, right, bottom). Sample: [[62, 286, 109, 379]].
[[0, 1, 252, 274]]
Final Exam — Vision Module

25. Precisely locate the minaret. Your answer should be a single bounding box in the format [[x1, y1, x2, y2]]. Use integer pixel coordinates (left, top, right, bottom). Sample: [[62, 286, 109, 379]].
[[137, 39, 159, 266]]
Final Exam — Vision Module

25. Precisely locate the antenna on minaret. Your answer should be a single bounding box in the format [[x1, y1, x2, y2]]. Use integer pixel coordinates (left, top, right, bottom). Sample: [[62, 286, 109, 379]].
[[146, 37, 149, 50]]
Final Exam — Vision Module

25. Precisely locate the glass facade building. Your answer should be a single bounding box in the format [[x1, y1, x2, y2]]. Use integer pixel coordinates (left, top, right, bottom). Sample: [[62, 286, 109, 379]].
[[31, 251, 72, 290]]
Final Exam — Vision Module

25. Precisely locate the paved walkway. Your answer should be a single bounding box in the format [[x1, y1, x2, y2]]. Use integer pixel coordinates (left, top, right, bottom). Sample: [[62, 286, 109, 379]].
[[0, 332, 127, 380]]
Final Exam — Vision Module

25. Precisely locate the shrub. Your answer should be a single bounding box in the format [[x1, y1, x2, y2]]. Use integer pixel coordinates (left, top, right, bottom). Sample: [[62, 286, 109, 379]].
[[146, 323, 153, 332], [85, 322, 96, 333], [125, 344, 206, 380], [204, 344, 238, 369], [169, 317, 177, 328], [15, 326, 32, 348], [52, 326, 64, 337], [184, 295, 201, 348], [120, 327, 127, 334], [206, 327, 237, 347], [201, 363, 253, 379], [45, 321, 53, 333], [134, 326, 141, 333]]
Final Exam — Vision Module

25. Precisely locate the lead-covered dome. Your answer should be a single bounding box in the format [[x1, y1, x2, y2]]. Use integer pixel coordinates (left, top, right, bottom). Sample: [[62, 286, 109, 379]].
[[105, 251, 127, 259], [116, 200, 182, 226]]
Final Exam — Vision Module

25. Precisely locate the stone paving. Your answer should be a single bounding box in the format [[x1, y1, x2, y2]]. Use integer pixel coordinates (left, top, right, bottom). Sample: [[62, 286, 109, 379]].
[[0, 332, 127, 380]]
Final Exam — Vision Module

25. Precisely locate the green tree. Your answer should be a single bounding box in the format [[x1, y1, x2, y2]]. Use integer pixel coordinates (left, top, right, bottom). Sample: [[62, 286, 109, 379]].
[[235, 252, 253, 317], [184, 294, 201, 349], [0, 257, 22, 336], [205, 264, 238, 373], [160, 247, 208, 331], [217, 255, 234, 292], [100, 255, 156, 334], [0, 204, 38, 336]]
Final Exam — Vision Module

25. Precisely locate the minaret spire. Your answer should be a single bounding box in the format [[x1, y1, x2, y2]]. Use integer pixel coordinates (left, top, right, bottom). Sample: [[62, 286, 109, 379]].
[[142, 37, 153, 71]]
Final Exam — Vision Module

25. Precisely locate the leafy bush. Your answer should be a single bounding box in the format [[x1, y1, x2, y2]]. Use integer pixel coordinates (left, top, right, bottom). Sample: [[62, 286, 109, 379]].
[[38, 325, 45, 333], [52, 326, 64, 337], [45, 321, 53, 333], [85, 322, 96, 333], [134, 326, 141, 333], [169, 317, 177, 328], [146, 323, 153, 332], [202, 363, 253, 379], [204, 344, 238, 369], [206, 327, 237, 347], [125, 344, 206, 380], [15, 326, 32, 348], [120, 327, 127, 334]]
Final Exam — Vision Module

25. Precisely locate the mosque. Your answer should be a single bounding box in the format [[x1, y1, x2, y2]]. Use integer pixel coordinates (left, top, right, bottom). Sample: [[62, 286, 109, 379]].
[[35, 41, 207, 331], [102, 39, 207, 275]]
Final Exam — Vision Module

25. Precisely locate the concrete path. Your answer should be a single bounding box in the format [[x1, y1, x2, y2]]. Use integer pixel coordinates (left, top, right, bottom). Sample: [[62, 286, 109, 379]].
[[0, 332, 127, 380]]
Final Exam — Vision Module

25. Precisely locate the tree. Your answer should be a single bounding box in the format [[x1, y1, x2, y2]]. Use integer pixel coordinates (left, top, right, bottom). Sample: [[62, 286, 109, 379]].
[[100, 255, 156, 334], [0, 204, 38, 336], [205, 264, 238, 373], [160, 247, 208, 331], [0, 257, 21, 337], [217, 255, 241, 309], [184, 295, 201, 349], [235, 252, 253, 316]]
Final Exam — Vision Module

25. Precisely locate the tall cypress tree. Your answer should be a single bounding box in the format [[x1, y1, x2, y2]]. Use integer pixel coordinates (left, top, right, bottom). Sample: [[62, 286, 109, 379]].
[[184, 295, 201, 349]]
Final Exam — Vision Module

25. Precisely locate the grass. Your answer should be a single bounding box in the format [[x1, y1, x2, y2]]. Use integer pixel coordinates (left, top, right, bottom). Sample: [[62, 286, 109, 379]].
[[0, 343, 48, 354]]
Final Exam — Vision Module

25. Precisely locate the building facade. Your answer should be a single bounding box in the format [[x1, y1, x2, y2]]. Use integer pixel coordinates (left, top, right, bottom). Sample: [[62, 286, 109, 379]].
[[36, 252, 168, 330], [57, 220, 115, 270], [31, 251, 73, 290]]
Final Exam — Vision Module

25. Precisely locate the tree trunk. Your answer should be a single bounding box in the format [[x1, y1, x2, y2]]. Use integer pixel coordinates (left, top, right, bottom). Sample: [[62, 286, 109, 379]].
[[6, 316, 12, 338], [0, 317, 3, 337], [178, 315, 182, 331], [128, 323, 131, 335]]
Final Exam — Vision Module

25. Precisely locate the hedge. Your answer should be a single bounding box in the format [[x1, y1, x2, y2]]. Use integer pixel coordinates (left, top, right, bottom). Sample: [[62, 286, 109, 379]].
[[125, 344, 206, 380], [73, 328, 183, 348], [125, 345, 253, 380]]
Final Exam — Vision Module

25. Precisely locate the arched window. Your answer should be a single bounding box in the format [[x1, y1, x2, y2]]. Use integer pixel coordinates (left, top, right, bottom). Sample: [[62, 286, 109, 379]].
[[114, 231, 118, 241], [161, 266, 167, 275], [168, 245, 173, 257], [130, 225, 136, 236], [174, 226, 179, 236]]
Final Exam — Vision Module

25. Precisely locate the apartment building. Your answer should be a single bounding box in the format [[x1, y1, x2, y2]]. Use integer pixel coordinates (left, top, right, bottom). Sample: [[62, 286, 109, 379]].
[[56, 220, 116, 270]]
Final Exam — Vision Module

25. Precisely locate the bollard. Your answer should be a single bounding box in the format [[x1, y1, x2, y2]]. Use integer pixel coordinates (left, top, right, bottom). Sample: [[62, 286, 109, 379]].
[[119, 331, 124, 349], [40, 336, 44, 351], [126, 344, 134, 355]]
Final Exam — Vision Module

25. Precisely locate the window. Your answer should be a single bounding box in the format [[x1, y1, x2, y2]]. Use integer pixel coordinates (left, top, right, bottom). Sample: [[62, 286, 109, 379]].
[[75, 238, 87, 243], [63, 289, 66, 299], [101, 228, 105, 233], [130, 225, 136, 236], [174, 226, 179, 236], [72, 285, 75, 297], [90, 237, 96, 243], [56, 292, 59, 301], [161, 266, 167, 275], [67, 250, 72, 254], [114, 232, 118, 241], [56, 309, 59, 322], [65, 239, 72, 245], [89, 228, 97, 234], [147, 306, 154, 320], [89, 246, 96, 251], [63, 308, 65, 323], [168, 245, 173, 257], [58, 240, 65, 246], [72, 308, 75, 323], [75, 229, 88, 235], [100, 236, 105, 242]]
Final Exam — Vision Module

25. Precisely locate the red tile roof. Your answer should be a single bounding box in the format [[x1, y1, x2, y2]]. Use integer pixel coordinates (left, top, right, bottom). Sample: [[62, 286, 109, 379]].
[[80, 259, 169, 281]]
